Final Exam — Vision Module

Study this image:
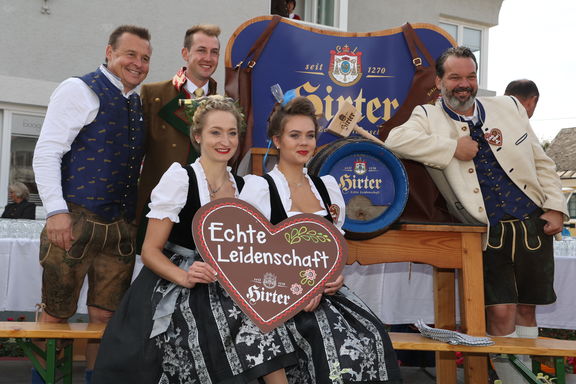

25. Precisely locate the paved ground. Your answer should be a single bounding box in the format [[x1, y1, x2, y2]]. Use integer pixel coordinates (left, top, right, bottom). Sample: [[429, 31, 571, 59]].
[[0, 359, 467, 383]]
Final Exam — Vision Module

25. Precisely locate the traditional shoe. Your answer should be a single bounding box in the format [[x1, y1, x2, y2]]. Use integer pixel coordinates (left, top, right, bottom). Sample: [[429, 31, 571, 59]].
[[31, 368, 45, 384], [85, 369, 93, 384]]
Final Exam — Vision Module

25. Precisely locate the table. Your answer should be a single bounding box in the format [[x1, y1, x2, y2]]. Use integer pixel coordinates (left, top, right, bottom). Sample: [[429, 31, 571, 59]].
[[0, 236, 143, 315], [344, 241, 576, 330]]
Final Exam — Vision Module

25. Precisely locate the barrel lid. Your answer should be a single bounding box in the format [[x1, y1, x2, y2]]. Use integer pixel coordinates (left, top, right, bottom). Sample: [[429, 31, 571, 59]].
[[313, 139, 408, 239]]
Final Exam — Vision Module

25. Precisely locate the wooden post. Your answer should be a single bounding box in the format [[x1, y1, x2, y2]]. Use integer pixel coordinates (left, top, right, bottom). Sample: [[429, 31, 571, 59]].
[[434, 267, 457, 384]]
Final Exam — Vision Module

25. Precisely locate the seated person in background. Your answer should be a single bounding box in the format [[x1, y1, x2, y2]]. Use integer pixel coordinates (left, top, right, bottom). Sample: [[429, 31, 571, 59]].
[[1, 182, 36, 219]]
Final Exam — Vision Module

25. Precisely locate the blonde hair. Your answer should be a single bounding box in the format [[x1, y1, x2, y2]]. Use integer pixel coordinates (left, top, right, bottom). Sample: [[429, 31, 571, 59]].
[[186, 95, 245, 151]]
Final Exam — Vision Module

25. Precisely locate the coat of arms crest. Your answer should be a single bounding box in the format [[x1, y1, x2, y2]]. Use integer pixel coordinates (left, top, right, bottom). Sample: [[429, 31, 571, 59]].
[[354, 159, 367, 175], [329, 45, 363, 87]]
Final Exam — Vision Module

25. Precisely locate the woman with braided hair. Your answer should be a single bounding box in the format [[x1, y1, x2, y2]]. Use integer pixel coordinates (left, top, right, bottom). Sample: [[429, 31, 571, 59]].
[[94, 95, 296, 383]]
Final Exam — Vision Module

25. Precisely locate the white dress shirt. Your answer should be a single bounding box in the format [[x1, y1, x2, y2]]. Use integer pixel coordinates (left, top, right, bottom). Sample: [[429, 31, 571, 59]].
[[183, 78, 209, 96], [147, 159, 238, 223], [33, 65, 139, 217]]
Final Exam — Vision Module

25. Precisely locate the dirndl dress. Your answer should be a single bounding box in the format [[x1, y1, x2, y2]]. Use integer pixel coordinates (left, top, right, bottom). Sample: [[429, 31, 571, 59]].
[[240, 168, 403, 383], [93, 162, 298, 383]]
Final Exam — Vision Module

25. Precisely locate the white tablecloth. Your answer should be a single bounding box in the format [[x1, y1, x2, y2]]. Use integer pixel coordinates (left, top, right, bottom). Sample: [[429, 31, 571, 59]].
[[0, 237, 143, 314], [1, 229, 574, 329], [344, 241, 576, 330]]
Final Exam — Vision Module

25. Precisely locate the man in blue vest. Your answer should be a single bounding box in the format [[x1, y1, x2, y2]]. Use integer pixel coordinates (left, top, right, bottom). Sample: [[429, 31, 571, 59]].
[[33, 25, 152, 383], [385, 46, 567, 383]]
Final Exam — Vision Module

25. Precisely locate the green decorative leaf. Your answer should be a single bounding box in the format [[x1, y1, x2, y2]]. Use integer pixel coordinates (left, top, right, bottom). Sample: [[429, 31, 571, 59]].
[[284, 225, 332, 244]]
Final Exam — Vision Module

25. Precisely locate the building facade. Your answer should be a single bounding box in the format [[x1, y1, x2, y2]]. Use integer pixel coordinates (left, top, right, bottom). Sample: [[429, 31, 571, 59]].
[[0, 0, 503, 217]]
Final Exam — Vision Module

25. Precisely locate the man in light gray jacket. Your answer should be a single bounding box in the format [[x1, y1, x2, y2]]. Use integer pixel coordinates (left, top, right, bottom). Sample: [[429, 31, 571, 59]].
[[385, 46, 567, 383]]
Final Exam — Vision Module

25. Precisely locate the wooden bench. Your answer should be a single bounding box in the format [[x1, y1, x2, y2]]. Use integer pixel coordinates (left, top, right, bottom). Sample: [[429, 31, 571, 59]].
[[0, 322, 105, 384], [2, 322, 575, 383], [390, 332, 576, 384]]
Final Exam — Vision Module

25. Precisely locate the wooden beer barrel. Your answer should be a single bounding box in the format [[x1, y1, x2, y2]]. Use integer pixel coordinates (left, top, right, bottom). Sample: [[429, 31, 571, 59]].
[[309, 138, 408, 239]]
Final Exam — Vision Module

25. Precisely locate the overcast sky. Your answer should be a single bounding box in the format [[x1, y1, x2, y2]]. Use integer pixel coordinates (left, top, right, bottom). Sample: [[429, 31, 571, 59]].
[[487, 0, 576, 142]]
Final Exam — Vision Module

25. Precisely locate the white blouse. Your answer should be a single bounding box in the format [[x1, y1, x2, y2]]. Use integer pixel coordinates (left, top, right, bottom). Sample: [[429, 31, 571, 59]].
[[147, 159, 238, 223], [241, 165, 346, 232]]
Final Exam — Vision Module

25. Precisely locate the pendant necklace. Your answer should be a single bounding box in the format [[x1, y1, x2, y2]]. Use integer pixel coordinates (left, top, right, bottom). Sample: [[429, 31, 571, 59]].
[[208, 179, 225, 198]]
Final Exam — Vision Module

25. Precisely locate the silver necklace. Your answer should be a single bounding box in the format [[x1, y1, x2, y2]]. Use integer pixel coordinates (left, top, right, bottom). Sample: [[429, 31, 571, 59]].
[[289, 178, 306, 188], [208, 179, 225, 198]]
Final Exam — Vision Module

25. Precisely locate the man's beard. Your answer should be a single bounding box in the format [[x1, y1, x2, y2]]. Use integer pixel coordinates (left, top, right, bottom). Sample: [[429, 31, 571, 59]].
[[442, 86, 477, 114]]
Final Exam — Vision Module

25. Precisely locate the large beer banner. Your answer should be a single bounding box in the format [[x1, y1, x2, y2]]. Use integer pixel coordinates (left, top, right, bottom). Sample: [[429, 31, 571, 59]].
[[225, 17, 455, 151]]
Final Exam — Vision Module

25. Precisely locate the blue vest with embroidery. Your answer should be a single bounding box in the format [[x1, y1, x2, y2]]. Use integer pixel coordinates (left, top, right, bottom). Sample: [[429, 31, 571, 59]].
[[442, 100, 537, 225], [61, 68, 145, 221]]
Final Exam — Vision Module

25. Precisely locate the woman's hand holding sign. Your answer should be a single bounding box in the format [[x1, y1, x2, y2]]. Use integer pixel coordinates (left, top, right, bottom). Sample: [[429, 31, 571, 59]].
[[303, 273, 344, 312], [323, 274, 344, 295], [184, 262, 218, 288], [303, 295, 322, 312]]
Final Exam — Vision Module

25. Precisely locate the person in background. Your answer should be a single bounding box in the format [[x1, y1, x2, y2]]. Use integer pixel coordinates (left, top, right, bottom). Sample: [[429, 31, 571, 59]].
[[385, 46, 567, 383], [93, 96, 295, 384], [32, 25, 152, 384], [286, 0, 301, 20], [505, 79, 539, 118], [135, 24, 220, 251], [240, 97, 402, 383], [1, 182, 36, 219]]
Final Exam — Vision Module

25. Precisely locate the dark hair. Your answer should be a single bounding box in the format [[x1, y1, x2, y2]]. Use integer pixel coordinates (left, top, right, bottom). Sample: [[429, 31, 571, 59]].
[[435, 46, 478, 78], [184, 24, 221, 49], [504, 79, 539, 101], [108, 25, 151, 49], [268, 97, 320, 140]]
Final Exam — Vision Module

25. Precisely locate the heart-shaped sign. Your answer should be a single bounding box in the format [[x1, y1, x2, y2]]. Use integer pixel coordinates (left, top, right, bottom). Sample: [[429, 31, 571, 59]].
[[192, 198, 347, 333]]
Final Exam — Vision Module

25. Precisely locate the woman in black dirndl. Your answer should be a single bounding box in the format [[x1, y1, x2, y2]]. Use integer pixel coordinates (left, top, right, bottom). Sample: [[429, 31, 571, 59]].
[[93, 96, 297, 384], [240, 97, 402, 384]]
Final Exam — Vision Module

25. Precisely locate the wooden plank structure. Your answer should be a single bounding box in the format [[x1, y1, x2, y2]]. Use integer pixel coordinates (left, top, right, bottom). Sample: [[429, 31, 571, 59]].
[[2, 321, 575, 383], [347, 223, 489, 384], [389, 332, 576, 384], [0, 322, 105, 384], [390, 332, 576, 356]]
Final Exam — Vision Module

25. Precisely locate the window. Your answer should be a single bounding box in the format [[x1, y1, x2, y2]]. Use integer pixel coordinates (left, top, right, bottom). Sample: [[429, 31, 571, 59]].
[[439, 20, 487, 89], [9, 136, 39, 204], [568, 193, 576, 219], [5, 113, 43, 208], [316, 0, 335, 27], [300, 0, 348, 30]]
